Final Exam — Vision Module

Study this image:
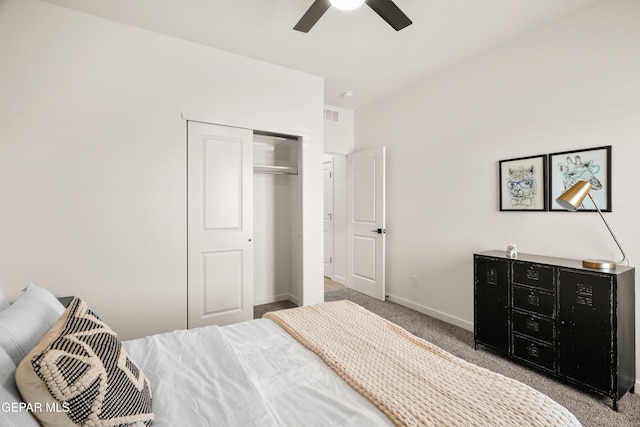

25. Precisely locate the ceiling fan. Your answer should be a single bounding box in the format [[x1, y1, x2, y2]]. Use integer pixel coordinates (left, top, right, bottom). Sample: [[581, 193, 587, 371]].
[[294, 0, 412, 33]]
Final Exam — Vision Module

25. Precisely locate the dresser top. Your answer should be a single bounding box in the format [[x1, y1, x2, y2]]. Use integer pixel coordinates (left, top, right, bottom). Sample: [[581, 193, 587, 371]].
[[476, 250, 635, 275]]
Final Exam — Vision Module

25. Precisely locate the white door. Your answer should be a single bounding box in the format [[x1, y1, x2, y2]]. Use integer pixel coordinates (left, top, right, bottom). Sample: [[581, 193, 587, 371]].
[[323, 156, 334, 278], [347, 146, 386, 300], [187, 121, 253, 328]]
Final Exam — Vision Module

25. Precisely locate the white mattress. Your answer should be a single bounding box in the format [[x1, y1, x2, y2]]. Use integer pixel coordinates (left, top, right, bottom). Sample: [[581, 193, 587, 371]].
[[123, 318, 393, 427]]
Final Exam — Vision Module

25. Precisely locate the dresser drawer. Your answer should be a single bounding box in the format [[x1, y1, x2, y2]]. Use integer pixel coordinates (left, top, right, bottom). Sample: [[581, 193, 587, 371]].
[[513, 262, 554, 290], [512, 335, 556, 372], [512, 311, 554, 344], [512, 286, 555, 317]]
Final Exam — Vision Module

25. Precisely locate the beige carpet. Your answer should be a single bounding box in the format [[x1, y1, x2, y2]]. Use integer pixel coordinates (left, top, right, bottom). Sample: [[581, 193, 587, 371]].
[[255, 288, 640, 427]]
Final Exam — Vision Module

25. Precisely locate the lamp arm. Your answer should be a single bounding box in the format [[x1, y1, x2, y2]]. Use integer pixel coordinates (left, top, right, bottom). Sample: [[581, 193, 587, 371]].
[[587, 193, 627, 265]]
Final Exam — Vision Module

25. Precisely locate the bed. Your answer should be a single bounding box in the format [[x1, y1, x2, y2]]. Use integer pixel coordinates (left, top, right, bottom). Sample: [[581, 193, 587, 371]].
[[1, 285, 582, 427]]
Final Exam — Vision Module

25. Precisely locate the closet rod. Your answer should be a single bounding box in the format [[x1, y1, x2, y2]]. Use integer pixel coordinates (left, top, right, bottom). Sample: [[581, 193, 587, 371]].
[[253, 165, 298, 175]]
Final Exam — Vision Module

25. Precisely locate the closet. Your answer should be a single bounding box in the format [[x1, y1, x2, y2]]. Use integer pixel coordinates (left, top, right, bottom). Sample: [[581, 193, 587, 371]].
[[187, 121, 301, 329], [253, 132, 302, 307]]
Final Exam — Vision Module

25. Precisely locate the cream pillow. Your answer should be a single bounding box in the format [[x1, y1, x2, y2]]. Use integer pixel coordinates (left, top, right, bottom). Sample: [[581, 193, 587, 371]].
[[15, 298, 153, 427]]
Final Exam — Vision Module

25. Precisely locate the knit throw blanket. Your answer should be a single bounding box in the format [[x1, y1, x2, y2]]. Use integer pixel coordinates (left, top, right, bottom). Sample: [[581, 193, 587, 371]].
[[264, 300, 581, 427]]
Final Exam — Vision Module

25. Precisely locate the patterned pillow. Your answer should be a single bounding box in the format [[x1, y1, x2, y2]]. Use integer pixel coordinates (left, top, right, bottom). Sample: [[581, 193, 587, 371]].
[[15, 298, 153, 427]]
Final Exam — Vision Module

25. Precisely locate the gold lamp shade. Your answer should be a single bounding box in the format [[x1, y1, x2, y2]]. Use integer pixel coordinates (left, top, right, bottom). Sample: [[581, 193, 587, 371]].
[[556, 180, 626, 270], [556, 180, 592, 211]]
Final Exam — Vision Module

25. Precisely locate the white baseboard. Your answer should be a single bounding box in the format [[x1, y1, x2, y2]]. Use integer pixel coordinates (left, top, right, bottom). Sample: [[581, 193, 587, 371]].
[[289, 294, 299, 306], [331, 275, 346, 286], [385, 293, 473, 332]]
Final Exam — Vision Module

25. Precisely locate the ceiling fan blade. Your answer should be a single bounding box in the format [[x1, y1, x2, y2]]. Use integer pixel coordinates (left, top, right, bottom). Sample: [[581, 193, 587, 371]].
[[294, 0, 332, 33], [365, 0, 412, 31]]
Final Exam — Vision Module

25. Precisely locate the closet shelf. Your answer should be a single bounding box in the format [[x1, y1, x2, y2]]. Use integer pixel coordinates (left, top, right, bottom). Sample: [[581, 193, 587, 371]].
[[253, 165, 298, 175]]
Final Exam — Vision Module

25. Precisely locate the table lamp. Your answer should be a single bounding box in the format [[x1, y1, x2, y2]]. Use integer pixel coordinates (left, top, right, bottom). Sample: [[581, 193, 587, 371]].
[[555, 180, 626, 269]]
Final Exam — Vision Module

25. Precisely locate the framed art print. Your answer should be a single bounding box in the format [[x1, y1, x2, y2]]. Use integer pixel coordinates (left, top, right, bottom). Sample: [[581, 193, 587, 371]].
[[549, 146, 611, 212], [499, 154, 547, 211]]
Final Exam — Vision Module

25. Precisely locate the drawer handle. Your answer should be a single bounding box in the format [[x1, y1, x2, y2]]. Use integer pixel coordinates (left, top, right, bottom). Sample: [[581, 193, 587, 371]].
[[526, 319, 540, 332], [526, 344, 540, 358], [527, 294, 540, 306], [526, 268, 540, 281], [485, 268, 497, 286]]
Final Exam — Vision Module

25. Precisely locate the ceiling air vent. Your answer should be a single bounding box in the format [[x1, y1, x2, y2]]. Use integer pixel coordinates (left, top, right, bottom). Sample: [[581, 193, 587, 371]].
[[324, 108, 339, 122]]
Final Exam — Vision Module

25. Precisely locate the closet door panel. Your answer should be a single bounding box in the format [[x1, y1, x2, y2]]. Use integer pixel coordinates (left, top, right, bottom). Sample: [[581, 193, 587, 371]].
[[203, 136, 243, 230], [203, 250, 243, 314], [188, 121, 253, 328]]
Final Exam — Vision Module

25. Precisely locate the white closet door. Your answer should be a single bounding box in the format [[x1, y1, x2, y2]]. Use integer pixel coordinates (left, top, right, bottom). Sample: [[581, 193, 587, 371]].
[[187, 121, 253, 328], [347, 146, 386, 301]]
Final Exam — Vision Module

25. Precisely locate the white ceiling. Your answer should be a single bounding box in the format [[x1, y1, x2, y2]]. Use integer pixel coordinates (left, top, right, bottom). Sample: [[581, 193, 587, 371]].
[[40, 0, 597, 110]]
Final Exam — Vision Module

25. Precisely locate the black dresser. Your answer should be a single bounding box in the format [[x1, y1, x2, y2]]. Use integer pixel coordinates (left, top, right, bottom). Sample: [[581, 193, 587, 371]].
[[474, 251, 635, 410]]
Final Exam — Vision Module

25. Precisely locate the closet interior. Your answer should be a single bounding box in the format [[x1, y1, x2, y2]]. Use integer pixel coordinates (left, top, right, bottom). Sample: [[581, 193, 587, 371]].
[[253, 132, 302, 306]]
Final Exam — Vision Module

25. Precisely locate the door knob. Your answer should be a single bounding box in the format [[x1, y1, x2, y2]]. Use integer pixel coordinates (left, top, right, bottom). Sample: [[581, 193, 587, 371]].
[[371, 228, 386, 234]]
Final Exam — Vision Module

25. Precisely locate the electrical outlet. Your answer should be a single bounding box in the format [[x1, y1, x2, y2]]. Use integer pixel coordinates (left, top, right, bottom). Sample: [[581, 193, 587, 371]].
[[410, 275, 418, 288]]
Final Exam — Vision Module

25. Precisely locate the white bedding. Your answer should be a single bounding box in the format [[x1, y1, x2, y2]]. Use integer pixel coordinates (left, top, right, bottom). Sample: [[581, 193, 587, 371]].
[[123, 318, 393, 427]]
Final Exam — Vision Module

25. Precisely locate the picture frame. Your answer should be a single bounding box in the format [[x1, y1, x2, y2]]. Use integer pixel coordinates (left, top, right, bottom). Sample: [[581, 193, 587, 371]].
[[548, 146, 611, 212], [499, 154, 547, 211]]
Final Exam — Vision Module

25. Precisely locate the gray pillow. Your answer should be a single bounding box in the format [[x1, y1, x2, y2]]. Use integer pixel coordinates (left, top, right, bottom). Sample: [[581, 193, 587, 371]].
[[0, 288, 10, 311], [0, 285, 65, 364]]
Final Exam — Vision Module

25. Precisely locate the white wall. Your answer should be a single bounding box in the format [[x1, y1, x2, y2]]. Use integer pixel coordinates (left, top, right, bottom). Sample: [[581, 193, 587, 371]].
[[324, 106, 355, 155], [323, 105, 355, 284], [356, 0, 640, 379], [0, 0, 324, 340]]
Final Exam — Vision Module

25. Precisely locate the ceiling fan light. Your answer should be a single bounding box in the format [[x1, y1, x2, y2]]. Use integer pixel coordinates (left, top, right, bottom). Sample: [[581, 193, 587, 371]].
[[330, 0, 366, 11]]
